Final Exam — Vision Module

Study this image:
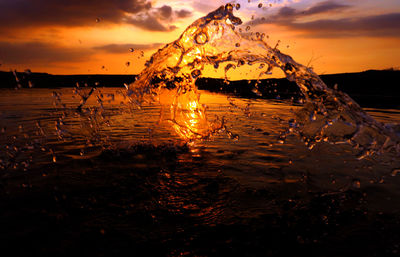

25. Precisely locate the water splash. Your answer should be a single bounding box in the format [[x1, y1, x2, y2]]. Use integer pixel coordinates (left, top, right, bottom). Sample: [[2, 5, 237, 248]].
[[126, 4, 399, 156]]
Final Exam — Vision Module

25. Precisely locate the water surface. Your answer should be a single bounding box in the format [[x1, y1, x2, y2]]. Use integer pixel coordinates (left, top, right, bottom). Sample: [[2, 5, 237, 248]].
[[1, 87, 400, 256]]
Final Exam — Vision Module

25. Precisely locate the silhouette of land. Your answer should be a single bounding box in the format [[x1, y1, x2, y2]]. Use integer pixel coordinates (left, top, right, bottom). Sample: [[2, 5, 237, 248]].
[[1, 69, 399, 108]]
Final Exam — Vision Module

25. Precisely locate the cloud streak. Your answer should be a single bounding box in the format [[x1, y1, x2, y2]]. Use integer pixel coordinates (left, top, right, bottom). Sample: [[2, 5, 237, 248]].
[[251, 1, 400, 37], [0, 41, 93, 64], [0, 0, 151, 27], [287, 13, 400, 37], [94, 43, 163, 53], [304, 1, 349, 16], [0, 41, 165, 66], [0, 0, 192, 32], [256, 0, 350, 21], [125, 14, 177, 31]]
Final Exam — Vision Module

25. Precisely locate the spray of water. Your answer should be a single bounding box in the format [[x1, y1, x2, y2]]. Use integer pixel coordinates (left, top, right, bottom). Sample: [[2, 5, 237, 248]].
[[126, 4, 399, 158]]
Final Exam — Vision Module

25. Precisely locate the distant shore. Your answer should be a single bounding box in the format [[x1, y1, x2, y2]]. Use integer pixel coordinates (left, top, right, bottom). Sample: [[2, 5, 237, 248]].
[[1, 69, 399, 108]]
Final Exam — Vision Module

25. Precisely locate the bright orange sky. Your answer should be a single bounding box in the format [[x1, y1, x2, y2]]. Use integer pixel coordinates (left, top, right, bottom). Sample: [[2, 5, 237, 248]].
[[0, 0, 399, 76]]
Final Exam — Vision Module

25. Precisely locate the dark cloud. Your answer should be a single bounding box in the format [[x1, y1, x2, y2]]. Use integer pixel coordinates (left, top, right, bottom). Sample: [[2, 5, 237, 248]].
[[288, 13, 400, 38], [266, 0, 350, 21], [0, 0, 152, 28], [251, 1, 350, 26], [176, 9, 192, 19], [305, 1, 349, 16], [94, 43, 164, 53], [124, 5, 192, 31], [277, 7, 298, 18], [158, 5, 173, 19], [126, 14, 175, 31], [154, 6, 192, 21], [0, 41, 93, 64], [0, 0, 191, 32], [250, 1, 400, 38]]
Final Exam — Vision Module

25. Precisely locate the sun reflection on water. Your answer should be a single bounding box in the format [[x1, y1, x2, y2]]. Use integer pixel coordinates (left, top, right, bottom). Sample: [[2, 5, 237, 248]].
[[171, 91, 209, 141]]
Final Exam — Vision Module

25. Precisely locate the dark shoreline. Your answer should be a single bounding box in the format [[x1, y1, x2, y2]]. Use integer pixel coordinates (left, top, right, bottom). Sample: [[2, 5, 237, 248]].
[[1, 69, 399, 108]]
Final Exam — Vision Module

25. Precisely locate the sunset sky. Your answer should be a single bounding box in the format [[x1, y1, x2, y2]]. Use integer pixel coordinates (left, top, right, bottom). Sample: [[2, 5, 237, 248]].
[[0, 0, 399, 76]]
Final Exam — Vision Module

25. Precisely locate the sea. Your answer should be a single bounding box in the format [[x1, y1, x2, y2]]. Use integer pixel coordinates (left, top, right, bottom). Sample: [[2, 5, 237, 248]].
[[0, 87, 400, 256]]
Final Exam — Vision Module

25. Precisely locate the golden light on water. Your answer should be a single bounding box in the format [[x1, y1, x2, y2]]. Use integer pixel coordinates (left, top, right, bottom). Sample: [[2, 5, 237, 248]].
[[171, 92, 209, 140]]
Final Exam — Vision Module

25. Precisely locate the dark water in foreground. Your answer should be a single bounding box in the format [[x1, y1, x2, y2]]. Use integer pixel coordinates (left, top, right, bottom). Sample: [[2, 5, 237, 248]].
[[1, 88, 400, 256]]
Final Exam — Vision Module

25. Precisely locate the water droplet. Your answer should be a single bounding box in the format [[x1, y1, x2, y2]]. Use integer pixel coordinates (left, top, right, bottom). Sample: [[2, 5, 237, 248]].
[[235, 43, 240, 47], [258, 3, 263, 8], [310, 112, 317, 121], [236, 4, 241, 10], [21, 183, 30, 188], [246, 26, 251, 31], [229, 16, 242, 26], [225, 3, 233, 12], [129, 48, 134, 52], [125, 61, 130, 67], [191, 69, 202, 79], [391, 169, 400, 177], [195, 32, 208, 44], [95, 18, 101, 23], [352, 179, 361, 189], [224, 64, 236, 73]]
